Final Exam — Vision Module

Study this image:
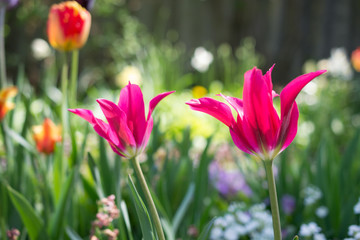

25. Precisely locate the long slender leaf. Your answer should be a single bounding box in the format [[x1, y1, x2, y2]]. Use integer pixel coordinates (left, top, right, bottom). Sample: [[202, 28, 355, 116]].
[[49, 169, 76, 239], [7, 185, 45, 240], [120, 200, 134, 240], [198, 217, 216, 240], [172, 183, 195, 234], [127, 175, 156, 240], [65, 227, 83, 240]]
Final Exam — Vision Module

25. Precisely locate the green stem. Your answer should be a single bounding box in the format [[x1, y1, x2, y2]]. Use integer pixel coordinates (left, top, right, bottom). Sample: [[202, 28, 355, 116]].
[[130, 157, 165, 240], [61, 53, 69, 139], [263, 160, 282, 240], [0, 7, 6, 88], [70, 50, 79, 108]]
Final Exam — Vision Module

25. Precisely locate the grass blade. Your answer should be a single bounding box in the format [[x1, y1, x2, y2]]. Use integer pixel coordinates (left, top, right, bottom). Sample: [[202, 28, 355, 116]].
[[7, 185, 45, 240], [127, 175, 156, 240]]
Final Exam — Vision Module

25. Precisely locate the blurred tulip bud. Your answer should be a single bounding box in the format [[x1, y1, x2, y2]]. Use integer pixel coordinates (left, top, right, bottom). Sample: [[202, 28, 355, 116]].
[[32, 118, 62, 154], [0, 86, 17, 121], [47, 1, 91, 52]]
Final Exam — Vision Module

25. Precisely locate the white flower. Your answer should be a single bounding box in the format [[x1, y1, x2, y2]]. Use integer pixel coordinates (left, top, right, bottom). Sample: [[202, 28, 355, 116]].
[[223, 226, 239, 240], [314, 233, 327, 240], [316, 206, 329, 218], [348, 225, 360, 237], [210, 227, 223, 239], [236, 211, 251, 223], [354, 198, 360, 214], [327, 47, 353, 80], [191, 47, 213, 72], [303, 185, 322, 206], [31, 38, 52, 60], [224, 214, 235, 225], [299, 222, 321, 237]]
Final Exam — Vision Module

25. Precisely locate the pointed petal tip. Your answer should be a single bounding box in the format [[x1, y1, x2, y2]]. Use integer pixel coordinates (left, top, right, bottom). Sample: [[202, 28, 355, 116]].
[[185, 99, 200, 106]]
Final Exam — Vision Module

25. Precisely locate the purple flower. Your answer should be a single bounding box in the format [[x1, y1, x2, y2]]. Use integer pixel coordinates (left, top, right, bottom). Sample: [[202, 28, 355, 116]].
[[73, 0, 95, 10], [281, 194, 296, 215], [0, 0, 19, 9], [208, 144, 252, 197]]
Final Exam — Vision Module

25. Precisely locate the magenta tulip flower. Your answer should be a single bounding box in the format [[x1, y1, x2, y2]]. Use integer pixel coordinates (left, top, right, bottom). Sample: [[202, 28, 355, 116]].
[[187, 65, 326, 161], [69, 83, 174, 159]]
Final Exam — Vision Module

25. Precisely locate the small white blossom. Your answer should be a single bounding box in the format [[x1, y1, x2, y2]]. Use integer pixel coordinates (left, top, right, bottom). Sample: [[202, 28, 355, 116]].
[[316, 206, 329, 218], [223, 226, 239, 240], [314, 233, 327, 240], [191, 47, 213, 72], [354, 198, 360, 214], [303, 185, 322, 206], [31, 38, 52, 60], [210, 227, 223, 239], [299, 222, 321, 237]]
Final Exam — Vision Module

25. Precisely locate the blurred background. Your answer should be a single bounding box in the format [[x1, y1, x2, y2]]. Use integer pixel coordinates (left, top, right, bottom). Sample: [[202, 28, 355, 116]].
[[5, 0, 360, 87]]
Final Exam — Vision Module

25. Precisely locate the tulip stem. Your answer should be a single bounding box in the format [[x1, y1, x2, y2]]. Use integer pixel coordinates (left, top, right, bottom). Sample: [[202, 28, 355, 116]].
[[130, 157, 165, 240], [263, 160, 282, 240], [70, 50, 79, 108], [0, 7, 6, 88]]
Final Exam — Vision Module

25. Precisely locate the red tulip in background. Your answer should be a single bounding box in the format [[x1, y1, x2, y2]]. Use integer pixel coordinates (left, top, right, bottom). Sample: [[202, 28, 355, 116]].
[[187, 65, 326, 160], [47, 1, 91, 51], [69, 83, 174, 159]]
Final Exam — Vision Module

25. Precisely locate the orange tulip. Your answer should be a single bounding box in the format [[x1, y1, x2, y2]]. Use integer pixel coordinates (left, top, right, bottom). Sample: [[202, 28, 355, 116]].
[[0, 86, 17, 121], [32, 118, 62, 154], [47, 1, 91, 51], [351, 47, 360, 72]]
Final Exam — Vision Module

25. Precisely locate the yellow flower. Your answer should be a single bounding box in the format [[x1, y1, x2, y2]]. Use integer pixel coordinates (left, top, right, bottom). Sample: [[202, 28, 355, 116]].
[[192, 85, 207, 98]]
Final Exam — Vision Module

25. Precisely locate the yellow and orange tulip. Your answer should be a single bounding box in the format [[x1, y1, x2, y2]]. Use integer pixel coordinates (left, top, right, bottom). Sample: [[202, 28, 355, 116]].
[[0, 86, 17, 121], [351, 47, 360, 72], [47, 1, 91, 52], [32, 118, 62, 154]]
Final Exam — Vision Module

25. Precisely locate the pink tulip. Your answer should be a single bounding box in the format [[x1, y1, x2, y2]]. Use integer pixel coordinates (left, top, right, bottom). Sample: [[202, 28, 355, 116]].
[[69, 83, 174, 159], [187, 65, 326, 160]]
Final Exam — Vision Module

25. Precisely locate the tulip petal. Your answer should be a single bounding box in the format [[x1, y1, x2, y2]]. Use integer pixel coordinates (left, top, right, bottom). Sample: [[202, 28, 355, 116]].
[[278, 102, 299, 151], [264, 64, 275, 94], [280, 70, 326, 120], [140, 117, 154, 154], [243, 67, 280, 149], [97, 99, 136, 148], [218, 94, 244, 118], [68, 108, 109, 141], [118, 83, 147, 146], [229, 117, 256, 155], [148, 91, 175, 121], [186, 97, 235, 127]]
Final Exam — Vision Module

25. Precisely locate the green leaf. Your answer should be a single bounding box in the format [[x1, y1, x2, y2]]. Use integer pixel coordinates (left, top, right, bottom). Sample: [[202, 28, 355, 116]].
[[5, 128, 36, 154], [292, 235, 299, 240], [7, 185, 45, 240], [172, 183, 195, 234], [87, 153, 105, 199], [120, 200, 134, 240], [127, 175, 156, 240], [198, 217, 216, 240], [49, 169, 76, 239], [65, 227, 83, 240]]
